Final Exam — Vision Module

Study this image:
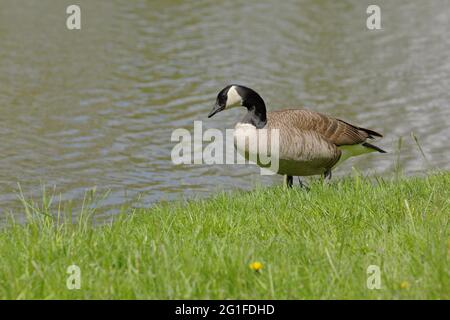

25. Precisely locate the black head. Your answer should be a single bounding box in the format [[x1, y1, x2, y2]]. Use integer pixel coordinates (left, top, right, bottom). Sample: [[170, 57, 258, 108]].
[[208, 84, 265, 118]]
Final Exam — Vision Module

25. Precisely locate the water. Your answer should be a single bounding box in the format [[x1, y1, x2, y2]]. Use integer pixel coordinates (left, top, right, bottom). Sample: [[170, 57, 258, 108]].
[[1, 0, 449, 219]]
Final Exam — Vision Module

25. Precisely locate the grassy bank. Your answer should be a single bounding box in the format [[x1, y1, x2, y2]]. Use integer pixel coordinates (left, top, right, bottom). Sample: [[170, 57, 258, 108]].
[[0, 173, 448, 299]]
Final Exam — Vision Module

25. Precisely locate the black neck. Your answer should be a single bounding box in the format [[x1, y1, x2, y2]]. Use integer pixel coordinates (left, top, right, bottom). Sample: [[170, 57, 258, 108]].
[[241, 94, 267, 129]]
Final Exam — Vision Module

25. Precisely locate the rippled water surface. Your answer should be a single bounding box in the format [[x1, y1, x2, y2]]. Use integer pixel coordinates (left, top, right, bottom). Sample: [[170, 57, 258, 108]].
[[1, 0, 449, 219]]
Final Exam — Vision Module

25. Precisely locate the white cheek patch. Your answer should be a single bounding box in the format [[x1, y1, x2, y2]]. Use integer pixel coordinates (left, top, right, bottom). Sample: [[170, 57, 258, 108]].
[[226, 86, 242, 108]]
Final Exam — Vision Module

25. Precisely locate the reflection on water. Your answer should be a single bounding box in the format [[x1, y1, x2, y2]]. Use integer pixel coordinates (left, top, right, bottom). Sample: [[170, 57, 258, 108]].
[[0, 0, 449, 219]]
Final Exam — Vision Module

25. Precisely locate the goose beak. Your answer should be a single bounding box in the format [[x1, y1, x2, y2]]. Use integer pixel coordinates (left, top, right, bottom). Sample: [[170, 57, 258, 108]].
[[208, 103, 225, 118]]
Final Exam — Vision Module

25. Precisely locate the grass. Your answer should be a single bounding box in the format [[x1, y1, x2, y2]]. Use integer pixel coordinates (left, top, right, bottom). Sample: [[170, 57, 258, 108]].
[[0, 172, 448, 299]]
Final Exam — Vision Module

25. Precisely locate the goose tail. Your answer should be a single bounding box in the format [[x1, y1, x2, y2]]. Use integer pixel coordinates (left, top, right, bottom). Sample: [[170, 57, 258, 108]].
[[362, 142, 387, 153]]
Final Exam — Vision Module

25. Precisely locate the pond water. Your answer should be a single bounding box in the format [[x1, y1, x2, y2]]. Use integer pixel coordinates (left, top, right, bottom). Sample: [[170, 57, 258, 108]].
[[0, 0, 449, 219]]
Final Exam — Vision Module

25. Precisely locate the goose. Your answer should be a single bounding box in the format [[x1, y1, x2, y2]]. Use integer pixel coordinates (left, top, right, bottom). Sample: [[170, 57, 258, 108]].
[[208, 84, 386, 187]]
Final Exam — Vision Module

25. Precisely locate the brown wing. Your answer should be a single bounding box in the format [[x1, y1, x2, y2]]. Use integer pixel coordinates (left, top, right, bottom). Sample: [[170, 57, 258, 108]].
[[268, 109, 382, 146]]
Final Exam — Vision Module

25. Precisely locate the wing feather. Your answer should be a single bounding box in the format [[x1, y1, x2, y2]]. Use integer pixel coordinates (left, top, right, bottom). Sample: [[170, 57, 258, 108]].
[[268, 109, 382, 146]]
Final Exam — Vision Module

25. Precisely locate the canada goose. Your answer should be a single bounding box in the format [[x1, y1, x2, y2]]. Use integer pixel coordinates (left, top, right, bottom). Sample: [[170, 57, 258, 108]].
[[208, 84, 386, 187]]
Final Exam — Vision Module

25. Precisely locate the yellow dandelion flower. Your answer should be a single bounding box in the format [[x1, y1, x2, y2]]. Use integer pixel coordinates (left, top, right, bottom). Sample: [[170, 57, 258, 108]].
[[400, 281, 410, 289], [249, 261, 263, 272]]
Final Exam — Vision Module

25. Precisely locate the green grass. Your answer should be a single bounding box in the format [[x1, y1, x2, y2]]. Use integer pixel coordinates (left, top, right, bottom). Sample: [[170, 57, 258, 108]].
[[0, 172, 448, 299]]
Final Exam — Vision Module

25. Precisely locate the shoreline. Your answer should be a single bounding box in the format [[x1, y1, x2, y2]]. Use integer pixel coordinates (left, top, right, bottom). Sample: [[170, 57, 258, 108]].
[[0, 172, 448, 299]]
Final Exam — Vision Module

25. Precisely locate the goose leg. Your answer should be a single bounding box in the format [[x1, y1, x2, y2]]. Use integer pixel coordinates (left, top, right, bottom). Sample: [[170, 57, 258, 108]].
[[324, 169, 332, 181], [297, 177, 310, 190], [284, 175, 293, 188]]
